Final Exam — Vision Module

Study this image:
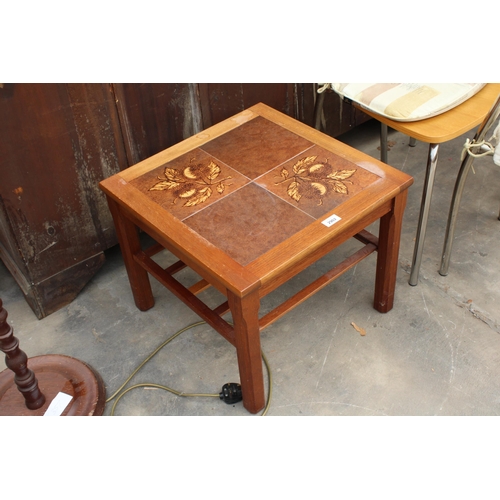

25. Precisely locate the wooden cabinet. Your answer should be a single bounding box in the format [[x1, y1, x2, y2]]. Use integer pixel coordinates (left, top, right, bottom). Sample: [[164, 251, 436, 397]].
[[0, 84, 126, 318], [0, 83, 368, 318]]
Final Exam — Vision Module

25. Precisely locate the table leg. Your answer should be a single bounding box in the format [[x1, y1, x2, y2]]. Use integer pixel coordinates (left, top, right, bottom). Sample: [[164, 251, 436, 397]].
[[106, 197, 155, 311], [374, 190, 408, 313], [227, 290, 265, 414]]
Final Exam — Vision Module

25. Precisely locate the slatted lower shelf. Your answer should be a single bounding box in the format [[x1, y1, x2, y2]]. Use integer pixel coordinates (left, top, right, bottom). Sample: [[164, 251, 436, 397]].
[[135, 230, 378, 341]]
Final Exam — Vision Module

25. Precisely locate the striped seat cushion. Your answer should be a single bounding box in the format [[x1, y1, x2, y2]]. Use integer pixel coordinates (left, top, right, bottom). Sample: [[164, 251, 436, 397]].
[[329, 83, 486, 122]]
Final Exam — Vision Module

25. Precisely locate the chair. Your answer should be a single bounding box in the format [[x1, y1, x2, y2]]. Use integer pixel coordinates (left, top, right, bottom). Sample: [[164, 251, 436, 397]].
[[314, 83, 500, 285]]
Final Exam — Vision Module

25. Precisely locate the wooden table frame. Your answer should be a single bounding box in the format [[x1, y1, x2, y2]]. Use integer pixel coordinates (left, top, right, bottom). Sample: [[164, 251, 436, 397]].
[[100, 103, 413, 414]]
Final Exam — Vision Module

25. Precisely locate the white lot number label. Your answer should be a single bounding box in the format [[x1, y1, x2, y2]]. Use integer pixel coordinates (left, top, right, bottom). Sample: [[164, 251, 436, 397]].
[[322, 214, 341, 227], [43, 392, 73, 416]]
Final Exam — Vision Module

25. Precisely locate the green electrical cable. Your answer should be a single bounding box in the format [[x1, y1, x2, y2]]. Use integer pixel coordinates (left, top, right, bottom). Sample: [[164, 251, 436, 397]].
[[105, 321, 206, 403], [105, 321, 273, 416], [261, 350, 272, 417]]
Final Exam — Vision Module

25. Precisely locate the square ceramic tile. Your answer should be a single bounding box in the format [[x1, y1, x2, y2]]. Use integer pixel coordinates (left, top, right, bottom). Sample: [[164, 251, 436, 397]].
[[200, 116, 313, 179], [129, 148, 250, 220], [255, 144, 382, 219], [184, 183, 315, 266]]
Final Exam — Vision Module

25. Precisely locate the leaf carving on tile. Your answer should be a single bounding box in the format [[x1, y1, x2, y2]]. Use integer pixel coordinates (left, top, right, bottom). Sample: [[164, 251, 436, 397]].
[[287, 181, 301, 202], [150, 159, 232, 207], [276, 155, 356, 205]]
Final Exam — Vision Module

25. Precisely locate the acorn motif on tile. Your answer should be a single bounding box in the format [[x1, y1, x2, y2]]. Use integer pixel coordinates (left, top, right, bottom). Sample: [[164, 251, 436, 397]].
[[276, 156, 356, 205], [150, 160, 232, 207]]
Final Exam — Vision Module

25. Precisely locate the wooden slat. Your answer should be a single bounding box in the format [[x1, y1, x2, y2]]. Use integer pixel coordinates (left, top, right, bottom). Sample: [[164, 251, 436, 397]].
[[188, 279, 211, 295], [354, 229, 379, 246], [164, 260, 187, 275], [133, 251, 235, 345], [143, 242, 166, 257], [213, 301, 230, 317], [259, 242, 377, 331]]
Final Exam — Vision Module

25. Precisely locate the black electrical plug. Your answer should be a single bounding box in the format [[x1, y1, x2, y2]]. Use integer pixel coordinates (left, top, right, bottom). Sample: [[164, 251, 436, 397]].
[[219, 383, 243, 404]]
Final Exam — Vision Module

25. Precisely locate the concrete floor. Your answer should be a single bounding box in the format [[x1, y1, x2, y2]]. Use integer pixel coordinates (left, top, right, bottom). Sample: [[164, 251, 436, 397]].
[[2, 119, 500, 417]]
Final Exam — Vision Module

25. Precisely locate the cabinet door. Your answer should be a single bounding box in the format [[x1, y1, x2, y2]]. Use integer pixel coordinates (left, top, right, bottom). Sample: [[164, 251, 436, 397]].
[[0, 84, 127, 318], [111, 83, 204, 165], [198, 83, 300, 128]]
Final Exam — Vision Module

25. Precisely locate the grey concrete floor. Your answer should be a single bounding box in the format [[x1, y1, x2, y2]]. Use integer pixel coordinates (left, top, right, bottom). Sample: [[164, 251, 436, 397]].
[[2, 119, 500, 417]]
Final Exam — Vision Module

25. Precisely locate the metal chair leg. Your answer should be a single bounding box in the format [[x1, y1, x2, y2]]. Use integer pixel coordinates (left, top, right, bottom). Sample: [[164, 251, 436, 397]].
[[313, 90, 326, 131], [409, 137, 417, 147], [438, 154, 475, 276], [409, 143, 440, 286], [439, 95, 500, 276], [380, 123, 388, 163]]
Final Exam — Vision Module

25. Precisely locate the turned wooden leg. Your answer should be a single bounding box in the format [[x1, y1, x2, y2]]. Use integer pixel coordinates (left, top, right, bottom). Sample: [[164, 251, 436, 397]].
[[106, 197, 154, 311], [0, 299, 45, 410], [227, 290, 265, 414], [374, 191, 408, 313]]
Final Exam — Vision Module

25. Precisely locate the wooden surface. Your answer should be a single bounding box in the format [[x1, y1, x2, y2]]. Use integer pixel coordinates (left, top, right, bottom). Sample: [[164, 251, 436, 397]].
[[0, 354, 106, 416], [0, 84, 126, 318], [100, 103, 413, 413], [358, 83, 500, 143]]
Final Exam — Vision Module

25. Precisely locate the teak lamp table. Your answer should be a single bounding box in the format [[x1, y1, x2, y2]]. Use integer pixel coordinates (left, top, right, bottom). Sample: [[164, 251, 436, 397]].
[[99, 103, 413, 414]]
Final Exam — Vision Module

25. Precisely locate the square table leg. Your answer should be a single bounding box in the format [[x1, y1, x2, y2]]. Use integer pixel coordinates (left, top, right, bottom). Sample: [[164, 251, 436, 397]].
[[107, 197, 155, 312], [374, 190, 408, 313], [227, 289, 266, 414]]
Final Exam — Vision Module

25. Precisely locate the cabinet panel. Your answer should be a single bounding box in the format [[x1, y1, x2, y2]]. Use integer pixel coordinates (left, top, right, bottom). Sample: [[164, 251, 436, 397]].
[[0, 84, 126, 317], [112, 83, 204, 165], [198, 83, 299, 128]]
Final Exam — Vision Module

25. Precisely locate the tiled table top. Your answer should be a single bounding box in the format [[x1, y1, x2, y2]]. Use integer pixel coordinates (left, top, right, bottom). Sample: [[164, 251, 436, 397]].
[[128, 115, 381, 267]]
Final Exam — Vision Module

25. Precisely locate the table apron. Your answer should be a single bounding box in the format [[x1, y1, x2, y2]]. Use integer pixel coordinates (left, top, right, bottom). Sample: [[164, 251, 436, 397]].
[[123, 207, 258, 298], [255, 198, 393, 298]]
